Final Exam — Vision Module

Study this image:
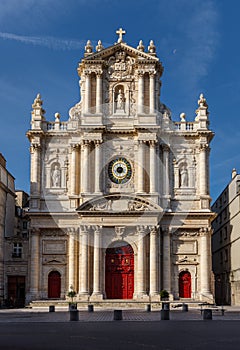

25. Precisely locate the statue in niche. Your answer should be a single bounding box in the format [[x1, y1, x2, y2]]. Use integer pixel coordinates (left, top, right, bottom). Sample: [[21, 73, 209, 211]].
[[180, 166, 188, 187], [116, 89, 125, 111], [51, 165, 61, 187]]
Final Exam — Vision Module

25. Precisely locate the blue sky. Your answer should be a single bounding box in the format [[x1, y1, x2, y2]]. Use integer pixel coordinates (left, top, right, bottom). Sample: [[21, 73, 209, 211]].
[[0, 0, 239, 202]]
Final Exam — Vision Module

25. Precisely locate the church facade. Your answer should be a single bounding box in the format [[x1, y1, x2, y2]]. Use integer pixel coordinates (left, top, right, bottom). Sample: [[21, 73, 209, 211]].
[[26, 29, 215, 303]]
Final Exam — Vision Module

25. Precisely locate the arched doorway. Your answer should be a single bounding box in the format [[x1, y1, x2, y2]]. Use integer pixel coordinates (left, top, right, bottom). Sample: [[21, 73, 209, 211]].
[[179, 271, 191, 298], [48, 271, 61, 298], [105, 243, 134, 299]]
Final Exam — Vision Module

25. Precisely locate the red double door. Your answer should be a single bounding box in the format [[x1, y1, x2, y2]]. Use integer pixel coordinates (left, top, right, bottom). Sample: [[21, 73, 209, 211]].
[[105, 244, 134, 299], [179, 271, 191, 298], [48, 271, 61, 298]]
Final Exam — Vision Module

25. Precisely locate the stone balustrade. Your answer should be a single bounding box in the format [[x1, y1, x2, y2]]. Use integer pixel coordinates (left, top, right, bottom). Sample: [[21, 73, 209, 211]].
[[46, 122, 68, 131], [175, 122, 195, 131]]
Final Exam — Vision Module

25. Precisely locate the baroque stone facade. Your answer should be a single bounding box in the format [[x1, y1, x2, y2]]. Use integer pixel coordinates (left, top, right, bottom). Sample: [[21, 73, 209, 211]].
[[26, 29, 215, 303]]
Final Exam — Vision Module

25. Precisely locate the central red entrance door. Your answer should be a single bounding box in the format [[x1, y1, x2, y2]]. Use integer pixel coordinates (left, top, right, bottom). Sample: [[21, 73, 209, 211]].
[[105, 244, 134, 299], [179, 271, 191, 298], [48, 271, 61, 298]]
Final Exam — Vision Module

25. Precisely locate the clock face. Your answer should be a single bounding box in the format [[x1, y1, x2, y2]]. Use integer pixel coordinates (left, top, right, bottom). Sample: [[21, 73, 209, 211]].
[[108, 157, 132, 184]]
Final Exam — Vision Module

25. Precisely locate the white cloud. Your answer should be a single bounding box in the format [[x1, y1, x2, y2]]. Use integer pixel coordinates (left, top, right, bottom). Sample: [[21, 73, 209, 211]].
[[0, 32, 87, 50], [158, 0, 219, 109]]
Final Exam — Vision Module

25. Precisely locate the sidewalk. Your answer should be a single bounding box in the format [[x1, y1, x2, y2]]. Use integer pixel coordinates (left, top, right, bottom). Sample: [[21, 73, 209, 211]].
[[1, 307, 240, 322]]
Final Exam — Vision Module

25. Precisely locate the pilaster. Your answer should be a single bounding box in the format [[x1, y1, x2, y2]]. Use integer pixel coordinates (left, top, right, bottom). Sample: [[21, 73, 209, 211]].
[[68, 229, 76, 290], [149, 73, 155, 113], [94, 141, 102, 194], [137, 140, 145, 193], [96, 72, 103, 114], [81, 141, 90, 193], [92, 226, 103, 299], [162, 227, 171, 294], [135, 226, 148, 298], [137, 72, 144, 114], [200, 228, 212, 299], [149, 140, 157, 193], [149, 226, 159, 297], [28, 229, 40, 301], [78, 226, 90, 298]]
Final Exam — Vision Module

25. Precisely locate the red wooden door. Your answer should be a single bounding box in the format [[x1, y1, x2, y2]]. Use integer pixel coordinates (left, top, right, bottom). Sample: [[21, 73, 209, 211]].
[[48, 271, 61, 298], [179, 271, 191, 298], [105, 244, 134, 299]]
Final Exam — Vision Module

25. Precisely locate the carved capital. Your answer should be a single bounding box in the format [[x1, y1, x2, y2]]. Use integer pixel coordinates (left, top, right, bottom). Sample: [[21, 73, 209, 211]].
[[149, 70, 156, 78], [199, 227, 210, 237], [149, 140, 156, 147], [137, 70, 145, 78], [93, 225, 102, 234], [80, 225, 90, 234], [31, 228, 41, 236], [199, 143, 209, 152], [149, 226, 158, 235], [96, 70, 103, 77], [137, 225, 148, 234], [30, 143, 41, 153], [70, 143, 80, 151]]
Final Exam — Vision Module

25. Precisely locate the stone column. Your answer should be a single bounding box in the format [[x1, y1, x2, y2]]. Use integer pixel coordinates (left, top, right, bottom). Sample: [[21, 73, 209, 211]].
[[92, 226, 102, 298], [68, 230, 75, 290], [149, 226, 158, 296], [45, 166, 51, 188], [61, 160, 68, 189], [149, 141, 156, 193], [29, 229, 40, 299], [138, 73, 144, 114], [149, 73, 155, 113], [200, 228, 211, 295], [173, 160, 179, 189], [70, 144, 78, 195], [199, 144, 208, 195], [96, 73, 102, 114], [94, 141, 101, 193], [162, 145, 170, 196], [162, 227, 171, 293], [30, 144, 41, 195], [81, 142, 90, 193], [138, 141, 144, 193], [188, 162, 195, 188], [79, 226, 89, 296], [137, 226, 147, 296], [84, 73, 91, 114]]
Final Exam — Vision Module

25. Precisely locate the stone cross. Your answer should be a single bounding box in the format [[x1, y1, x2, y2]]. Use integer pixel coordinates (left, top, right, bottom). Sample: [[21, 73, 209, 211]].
[[116, 27, 126, 43]]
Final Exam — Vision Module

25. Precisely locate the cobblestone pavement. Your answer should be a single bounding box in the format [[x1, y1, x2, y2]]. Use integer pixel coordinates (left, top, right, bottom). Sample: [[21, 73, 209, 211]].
[[1, 307, 240, 322]]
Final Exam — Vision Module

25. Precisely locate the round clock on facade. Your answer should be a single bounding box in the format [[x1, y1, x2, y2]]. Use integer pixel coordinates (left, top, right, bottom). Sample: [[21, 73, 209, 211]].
[[108, 157, 132, 184]]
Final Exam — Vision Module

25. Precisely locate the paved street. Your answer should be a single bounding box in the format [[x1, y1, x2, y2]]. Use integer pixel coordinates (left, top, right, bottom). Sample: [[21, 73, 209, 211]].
[[0, 319, 240, 350], [0, 308, 240, 349]]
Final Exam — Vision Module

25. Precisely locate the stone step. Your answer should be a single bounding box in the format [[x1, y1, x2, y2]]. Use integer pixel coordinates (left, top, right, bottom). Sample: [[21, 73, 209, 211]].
[[29, 299, 204, 310]]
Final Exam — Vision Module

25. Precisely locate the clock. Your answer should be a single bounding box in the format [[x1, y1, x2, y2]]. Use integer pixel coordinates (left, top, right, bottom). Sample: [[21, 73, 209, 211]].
[[108, 157, 132, 184]]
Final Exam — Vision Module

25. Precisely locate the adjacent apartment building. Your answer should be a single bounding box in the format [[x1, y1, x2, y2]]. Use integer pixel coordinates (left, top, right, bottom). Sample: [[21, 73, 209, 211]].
[[0, 153, 29, 307], [212, 169, 240, 305]]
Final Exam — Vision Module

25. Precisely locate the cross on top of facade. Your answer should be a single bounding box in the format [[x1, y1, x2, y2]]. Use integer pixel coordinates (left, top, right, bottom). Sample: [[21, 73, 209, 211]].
[[116, 27, 126, 43]]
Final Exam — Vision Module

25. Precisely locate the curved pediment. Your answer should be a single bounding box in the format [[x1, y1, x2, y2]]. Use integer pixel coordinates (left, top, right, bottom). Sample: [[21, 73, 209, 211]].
[[76, 194, 162, 214]]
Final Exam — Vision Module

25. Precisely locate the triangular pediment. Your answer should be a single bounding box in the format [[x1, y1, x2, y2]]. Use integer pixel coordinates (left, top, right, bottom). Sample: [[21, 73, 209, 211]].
[[76, 194, 162, 215], [83, 42, 159, 63]]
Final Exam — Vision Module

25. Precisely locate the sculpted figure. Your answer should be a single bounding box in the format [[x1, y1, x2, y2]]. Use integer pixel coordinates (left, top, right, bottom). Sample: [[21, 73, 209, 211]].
[[52, 165, 61, 187], [116, 89, 124, 110], [180, 166, 188, 187]]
